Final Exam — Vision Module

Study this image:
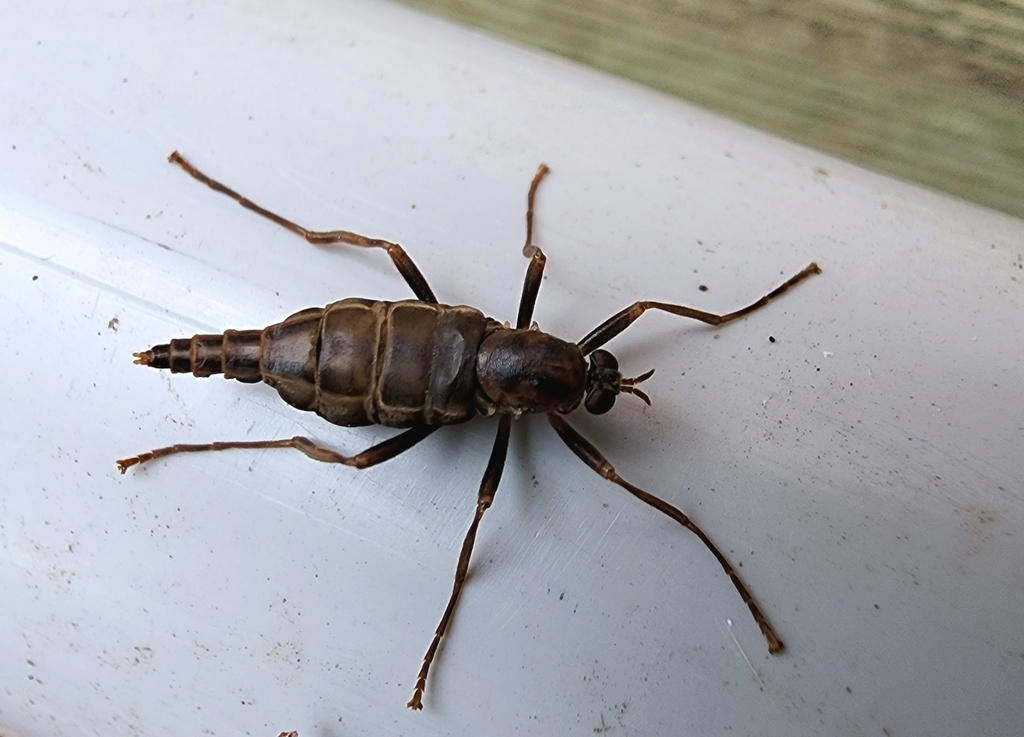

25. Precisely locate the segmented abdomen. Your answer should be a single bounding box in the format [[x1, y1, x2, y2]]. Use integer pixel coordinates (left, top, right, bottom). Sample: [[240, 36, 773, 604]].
[[261, 299, 492, 427]]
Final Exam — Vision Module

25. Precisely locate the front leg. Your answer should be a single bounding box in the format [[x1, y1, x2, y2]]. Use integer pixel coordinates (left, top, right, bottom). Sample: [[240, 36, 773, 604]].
[[547, 413, 784, 654], [577, 262, 821, 355]]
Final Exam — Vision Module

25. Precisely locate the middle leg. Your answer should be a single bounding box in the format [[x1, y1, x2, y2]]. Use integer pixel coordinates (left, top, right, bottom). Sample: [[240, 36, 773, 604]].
[[407, 413, 513, 710], [516, 164, 550, 329]]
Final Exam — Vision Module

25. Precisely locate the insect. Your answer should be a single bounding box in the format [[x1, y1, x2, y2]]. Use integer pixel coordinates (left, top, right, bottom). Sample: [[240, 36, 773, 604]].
[[118, 152, 821, 709]]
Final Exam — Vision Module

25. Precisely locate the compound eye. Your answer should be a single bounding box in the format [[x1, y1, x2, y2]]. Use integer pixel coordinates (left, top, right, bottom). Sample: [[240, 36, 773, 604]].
[[585, 388, 616, 415], [589, 349, 618, 372]]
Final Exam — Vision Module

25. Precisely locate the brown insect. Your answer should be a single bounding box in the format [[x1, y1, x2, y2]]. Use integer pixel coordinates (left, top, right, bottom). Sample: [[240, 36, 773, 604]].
[[118, 152, 821, 709]]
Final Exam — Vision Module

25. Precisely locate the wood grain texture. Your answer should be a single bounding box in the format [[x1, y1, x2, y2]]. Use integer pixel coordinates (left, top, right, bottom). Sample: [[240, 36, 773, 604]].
[[401, 0, 1024, 219]]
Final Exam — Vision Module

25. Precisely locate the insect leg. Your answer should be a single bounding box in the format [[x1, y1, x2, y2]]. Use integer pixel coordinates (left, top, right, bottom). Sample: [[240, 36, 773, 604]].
[[547, 413, 785, 654], [167, 151, 437, 303], [577, 262, 820, 355], [408, 413, 513, 710], [516, 164, 550, 329], [116, 425, 438, 474]]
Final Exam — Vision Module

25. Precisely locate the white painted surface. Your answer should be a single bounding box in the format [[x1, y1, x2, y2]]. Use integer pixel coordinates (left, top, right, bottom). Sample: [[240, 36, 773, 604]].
[[1, 1, 1023, 736]]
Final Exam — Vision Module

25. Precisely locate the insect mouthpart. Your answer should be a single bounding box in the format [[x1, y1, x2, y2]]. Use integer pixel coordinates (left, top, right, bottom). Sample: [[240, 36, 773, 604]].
[[621, 368, 655, 406], [584, 349, 654, 414]]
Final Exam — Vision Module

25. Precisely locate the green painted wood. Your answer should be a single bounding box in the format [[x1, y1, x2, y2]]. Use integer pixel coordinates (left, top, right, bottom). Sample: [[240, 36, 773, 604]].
[[400, 0, 1024, 219]]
